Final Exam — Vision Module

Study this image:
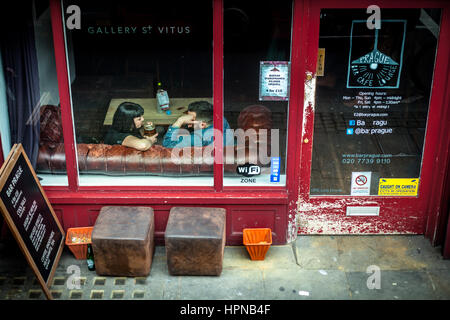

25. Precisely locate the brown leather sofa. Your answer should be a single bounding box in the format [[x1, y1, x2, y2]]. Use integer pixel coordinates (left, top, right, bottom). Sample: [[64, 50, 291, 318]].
[[36, 104, 273, 176]]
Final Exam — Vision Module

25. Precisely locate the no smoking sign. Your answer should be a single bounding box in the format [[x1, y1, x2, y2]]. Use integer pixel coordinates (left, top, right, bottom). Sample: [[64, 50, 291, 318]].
[[351, 172, 372, 195], [355, 175, 368, 186]]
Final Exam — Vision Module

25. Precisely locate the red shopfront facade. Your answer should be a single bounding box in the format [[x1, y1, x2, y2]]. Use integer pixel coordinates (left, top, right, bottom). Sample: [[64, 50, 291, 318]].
[[0, 0, 449, 246]]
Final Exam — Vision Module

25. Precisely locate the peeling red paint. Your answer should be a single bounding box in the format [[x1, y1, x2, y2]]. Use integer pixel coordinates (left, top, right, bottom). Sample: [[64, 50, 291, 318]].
[[296, 196, 423, 234]]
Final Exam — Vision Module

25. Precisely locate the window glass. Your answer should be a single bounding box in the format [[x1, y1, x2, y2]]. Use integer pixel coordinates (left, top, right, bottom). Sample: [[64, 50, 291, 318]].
[[310, 9, 441, 196], [1, 1, 67, 186], [62, 0, 214, 186], [223, 0, 292, 186]]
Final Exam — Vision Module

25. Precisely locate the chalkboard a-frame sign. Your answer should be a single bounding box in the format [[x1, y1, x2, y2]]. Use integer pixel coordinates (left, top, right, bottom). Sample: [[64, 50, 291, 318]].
[[0, 144, 65, 300]]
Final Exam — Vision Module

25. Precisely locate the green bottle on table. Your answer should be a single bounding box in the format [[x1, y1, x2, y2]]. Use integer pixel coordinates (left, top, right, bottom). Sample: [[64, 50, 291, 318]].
[[87, 244, 95, 271]]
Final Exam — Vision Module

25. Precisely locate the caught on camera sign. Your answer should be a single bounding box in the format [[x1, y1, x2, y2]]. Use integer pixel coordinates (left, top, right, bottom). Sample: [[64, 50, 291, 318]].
[[378, 178, 419, 196]]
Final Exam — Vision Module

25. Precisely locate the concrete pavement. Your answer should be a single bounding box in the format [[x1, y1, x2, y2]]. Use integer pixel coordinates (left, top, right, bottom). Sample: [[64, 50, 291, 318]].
[[0, 235, 449, 300]]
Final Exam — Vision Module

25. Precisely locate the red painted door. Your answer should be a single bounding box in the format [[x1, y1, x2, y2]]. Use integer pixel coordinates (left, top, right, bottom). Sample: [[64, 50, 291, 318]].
[[295, 0, 450, 234]]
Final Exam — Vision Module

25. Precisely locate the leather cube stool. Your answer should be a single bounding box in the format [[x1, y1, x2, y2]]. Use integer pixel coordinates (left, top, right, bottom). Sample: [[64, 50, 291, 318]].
[[92, 206, 154, 277], [165, 207, 226, 276]]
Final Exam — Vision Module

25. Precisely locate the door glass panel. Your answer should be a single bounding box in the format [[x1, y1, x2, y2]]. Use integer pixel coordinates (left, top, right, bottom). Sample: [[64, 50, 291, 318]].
[[310, 9, 441, 196], [223, 0, 292, 186]]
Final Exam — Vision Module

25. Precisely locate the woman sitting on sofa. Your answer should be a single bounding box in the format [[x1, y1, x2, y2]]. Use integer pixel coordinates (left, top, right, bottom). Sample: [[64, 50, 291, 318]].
[[104, 102, 158, 151]]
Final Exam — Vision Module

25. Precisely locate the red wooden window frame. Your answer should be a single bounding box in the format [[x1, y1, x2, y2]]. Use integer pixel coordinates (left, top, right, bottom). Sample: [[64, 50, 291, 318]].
[[47, 0, 295, 194], [296, 0, 450, 234], [43, 0, 293, 246]]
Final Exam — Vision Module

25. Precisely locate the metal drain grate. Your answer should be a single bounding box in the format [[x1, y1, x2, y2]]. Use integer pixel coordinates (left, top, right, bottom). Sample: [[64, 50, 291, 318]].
[[53, 277, 66, 286], [79, 277, 87, 286], [114, 278, 126, 286], [5, 289, 23, 299], [90, 290, 104, 299], [50, 290, 63, 299], [13, 277, 26, 285], [69, 290, 83, 299], [134, 277, 146, 285], [0, 271, 155, 300], [67, 277, 85, 288], [28, 290, 42, 299], [93, 277, 106, 286], [132, 290, 145, 299]]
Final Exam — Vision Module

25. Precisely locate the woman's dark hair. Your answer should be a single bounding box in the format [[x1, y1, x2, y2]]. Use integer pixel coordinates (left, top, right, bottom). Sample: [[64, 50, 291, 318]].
[[111, 102, 144, 133]]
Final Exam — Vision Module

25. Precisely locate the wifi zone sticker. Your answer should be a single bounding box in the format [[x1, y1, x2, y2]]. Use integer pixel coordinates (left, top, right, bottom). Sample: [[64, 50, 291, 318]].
[[236, 163, 261, 177]]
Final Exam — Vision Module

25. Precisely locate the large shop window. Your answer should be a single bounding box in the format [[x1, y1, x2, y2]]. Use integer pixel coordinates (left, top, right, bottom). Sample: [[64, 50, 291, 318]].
[[223, 0, 292, 186], [61, 0, 214, 186], [2, 1, 67, 186], [310, 9, 441, 196]]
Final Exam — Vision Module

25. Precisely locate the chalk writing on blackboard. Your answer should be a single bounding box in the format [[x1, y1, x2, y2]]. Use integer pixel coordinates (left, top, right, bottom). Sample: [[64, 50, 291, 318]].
[[0, 144, 65, 300]]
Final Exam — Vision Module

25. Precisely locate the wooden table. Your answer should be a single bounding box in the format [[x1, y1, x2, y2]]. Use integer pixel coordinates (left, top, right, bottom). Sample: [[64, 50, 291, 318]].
[[103, 98, 213, 126]]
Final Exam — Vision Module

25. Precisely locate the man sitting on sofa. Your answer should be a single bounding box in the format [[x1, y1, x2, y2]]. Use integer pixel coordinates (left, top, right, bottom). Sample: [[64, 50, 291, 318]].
[[162, 101, 234, 148]]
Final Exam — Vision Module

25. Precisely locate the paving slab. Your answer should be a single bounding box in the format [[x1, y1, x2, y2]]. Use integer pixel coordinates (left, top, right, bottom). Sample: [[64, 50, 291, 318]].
[[426, 269, 450, 300], [316, 235, 450, 273], [346, 270, 437, 300], [295, 235, 340, 270], [179, 269, 265, 300], [161, 277, 181, 300], [372, 235, 450, 271], [262, 268, 351, 300], [335, 236, 380, 272]]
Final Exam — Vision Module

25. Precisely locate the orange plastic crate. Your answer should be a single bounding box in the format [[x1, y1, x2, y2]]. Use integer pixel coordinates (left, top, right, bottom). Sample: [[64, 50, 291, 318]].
[[65, 227, 93, 260], [243, 228, 272, 260]]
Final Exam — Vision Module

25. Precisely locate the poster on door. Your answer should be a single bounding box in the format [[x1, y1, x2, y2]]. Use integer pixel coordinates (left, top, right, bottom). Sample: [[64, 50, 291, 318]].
[[259, 61, 290, 101], [347, 20, 406, 89]]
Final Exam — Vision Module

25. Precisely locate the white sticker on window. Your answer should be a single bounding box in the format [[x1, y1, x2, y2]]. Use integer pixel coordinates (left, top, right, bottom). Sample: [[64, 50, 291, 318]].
[[351, 172, 372, 196]]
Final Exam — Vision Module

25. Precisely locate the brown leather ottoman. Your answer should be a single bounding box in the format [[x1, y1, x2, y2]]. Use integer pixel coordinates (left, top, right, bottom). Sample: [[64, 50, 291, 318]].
[[92, 206, 155, 277], [165, 207, 226, 276]]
